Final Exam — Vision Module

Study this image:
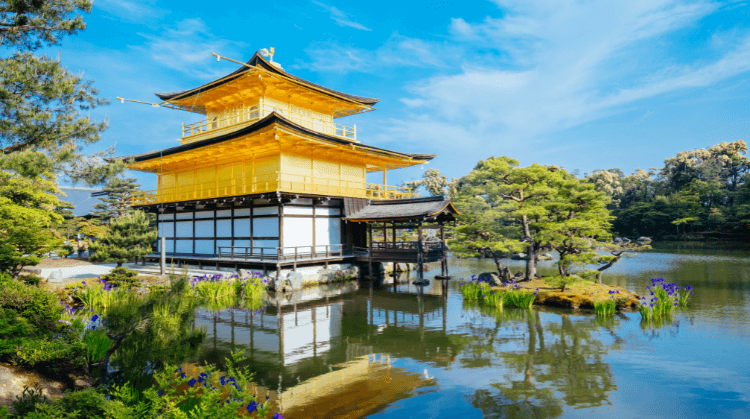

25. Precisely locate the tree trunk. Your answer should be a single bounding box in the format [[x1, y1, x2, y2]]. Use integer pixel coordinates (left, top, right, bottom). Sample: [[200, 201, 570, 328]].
[[525, 241, 538, 280], [488, 249, 510, 282], [116, 261, 122, 268], [596, 252, 624, 284]]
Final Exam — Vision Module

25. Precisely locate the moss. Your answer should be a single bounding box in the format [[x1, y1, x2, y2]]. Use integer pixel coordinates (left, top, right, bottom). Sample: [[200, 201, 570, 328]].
[[489, 277, 640, 311]]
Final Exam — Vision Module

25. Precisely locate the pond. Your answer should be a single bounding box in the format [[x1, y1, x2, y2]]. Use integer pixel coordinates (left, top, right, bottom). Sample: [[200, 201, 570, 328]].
[[191, 243, 750, 418]]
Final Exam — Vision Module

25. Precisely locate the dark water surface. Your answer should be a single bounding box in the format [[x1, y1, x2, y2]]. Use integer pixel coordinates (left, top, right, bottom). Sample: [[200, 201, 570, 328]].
[[194, 244, 750, 418]]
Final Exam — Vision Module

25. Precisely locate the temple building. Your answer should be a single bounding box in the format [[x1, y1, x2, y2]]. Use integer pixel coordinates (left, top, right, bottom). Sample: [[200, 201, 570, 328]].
[[114, 51, 458, 282]]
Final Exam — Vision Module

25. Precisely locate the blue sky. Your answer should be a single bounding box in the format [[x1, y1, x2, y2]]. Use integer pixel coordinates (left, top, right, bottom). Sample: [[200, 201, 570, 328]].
[[54, 0, 750, 190]]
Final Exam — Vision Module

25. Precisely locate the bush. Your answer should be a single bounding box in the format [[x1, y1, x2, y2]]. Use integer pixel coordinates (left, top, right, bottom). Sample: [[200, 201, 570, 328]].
[[20, 274, 43, 286], [11, 336, 87, 369], [100, 267, 140, 289], [0, 277, 61, 326], [58, 244, 75, 258], [7, 388, 132, 419]]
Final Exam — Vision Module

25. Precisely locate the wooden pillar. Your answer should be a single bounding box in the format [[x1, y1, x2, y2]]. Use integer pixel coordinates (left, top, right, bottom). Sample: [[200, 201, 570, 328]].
[[418, 222, 424, 281], [392, 221, 397, 243], [368, 223, 373, 283]]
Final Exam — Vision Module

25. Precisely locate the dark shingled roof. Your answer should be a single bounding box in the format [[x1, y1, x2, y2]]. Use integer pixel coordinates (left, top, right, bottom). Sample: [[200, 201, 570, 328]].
[[345, 195, 459, 221], [155, 52, 379, 106], [110, 112, 435, 164]]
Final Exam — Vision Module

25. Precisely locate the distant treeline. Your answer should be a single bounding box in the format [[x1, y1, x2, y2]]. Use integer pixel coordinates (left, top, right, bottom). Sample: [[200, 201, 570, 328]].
[[585, 140, 750, 240]]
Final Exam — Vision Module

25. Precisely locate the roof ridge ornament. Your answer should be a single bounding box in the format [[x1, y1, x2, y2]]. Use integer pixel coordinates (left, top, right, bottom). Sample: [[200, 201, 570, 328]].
[[259, 47, 282, 69]]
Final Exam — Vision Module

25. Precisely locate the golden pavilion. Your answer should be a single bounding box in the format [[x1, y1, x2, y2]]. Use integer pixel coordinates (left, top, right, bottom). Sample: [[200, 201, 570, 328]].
[[115, 51, 458, 281]]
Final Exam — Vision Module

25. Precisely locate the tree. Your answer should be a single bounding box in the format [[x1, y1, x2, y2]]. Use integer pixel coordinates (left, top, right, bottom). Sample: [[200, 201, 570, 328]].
[[452, 157, 562, 280], [402, 168, 449, 197], [1, 0, 124, 186], [89, 211, 157, 267], [91, 176, 141, 221], [0, 196, 60, 277], [0, 0, 92, 51]]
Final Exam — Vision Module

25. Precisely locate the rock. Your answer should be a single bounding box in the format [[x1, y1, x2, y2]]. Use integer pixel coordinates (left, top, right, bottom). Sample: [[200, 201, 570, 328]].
[[286, 272, 303, 291], [239, 269, 251, 278], [538, 252, 554, 260], [317, 268, 335, 283], [478, 272, 503, 286], [513, 271, 525, 279], [493, 250, 508, 259], [637, 236, 652, 243], [511, 253, 527, 260], [47, 269, 63, 283]]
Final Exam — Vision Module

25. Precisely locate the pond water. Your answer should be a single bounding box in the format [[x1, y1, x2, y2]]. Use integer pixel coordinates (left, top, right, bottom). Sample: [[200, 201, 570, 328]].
[[192, 244, 750, 418]]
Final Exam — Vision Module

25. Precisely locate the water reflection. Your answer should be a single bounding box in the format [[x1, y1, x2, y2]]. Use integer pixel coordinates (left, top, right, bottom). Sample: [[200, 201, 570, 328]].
[[190, 246, 750, 418]]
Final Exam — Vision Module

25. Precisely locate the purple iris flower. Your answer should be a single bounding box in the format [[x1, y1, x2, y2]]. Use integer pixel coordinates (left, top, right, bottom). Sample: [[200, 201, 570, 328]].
[[246, 402, 258, 413], [91, 314, 99, 322], [188, 378, 196, 386]]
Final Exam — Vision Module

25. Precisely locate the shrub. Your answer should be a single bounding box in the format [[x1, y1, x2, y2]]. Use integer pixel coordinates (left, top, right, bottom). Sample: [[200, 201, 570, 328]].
[[0, 277, 61, 325], [100, 267, 140, 289], [12, 386, 48, 417], [11, 336, 87, 369], [20, 274, 43, 286], [58, 244, 75, 259]]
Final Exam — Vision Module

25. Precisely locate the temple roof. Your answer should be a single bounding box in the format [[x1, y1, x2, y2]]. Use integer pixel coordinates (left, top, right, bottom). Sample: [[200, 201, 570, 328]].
[[111, 112, 435, 167], [155, 52, 379, 109], [344, 195, 459, 222]]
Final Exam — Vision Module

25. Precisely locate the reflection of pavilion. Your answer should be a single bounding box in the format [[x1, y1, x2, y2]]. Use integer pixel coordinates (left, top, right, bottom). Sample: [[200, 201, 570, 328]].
[[194, 287, 457, 417]]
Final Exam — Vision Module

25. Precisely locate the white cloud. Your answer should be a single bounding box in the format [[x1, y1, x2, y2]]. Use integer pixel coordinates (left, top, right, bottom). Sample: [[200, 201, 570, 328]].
[[389, 0, 750, 153], [95, 0, 166, 23], [135, 19, 247, 80], [302, 34, 461, 72], [312, 1, 372, 31]]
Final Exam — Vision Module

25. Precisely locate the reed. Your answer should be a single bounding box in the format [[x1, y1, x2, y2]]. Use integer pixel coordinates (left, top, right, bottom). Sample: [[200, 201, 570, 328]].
[[594, 298, 617, 316], [504, 287, 536, 308], [639, 278, 693, 321]]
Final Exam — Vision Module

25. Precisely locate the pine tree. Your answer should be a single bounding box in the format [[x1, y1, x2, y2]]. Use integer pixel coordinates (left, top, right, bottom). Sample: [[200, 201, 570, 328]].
[[89, 211, 157, 268], [91, 177, 141, 221]]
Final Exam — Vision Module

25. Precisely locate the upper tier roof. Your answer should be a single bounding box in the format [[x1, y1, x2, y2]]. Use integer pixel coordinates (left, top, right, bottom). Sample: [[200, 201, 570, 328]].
[[155, 52, 379, 110]]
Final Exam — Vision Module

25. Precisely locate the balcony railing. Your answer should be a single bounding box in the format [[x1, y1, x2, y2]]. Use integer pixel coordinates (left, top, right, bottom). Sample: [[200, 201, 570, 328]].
[[131, 173, 413, 205], [181, 103, 356, 144]]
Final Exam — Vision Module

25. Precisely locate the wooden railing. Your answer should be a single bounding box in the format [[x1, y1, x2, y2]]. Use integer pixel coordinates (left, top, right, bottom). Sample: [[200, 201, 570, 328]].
[[217, 244, 351, 262], [365, 184, 412, 200], [131, 174, 413, 205], [354, 241, 445, 263], [181, 103, 356, 143]]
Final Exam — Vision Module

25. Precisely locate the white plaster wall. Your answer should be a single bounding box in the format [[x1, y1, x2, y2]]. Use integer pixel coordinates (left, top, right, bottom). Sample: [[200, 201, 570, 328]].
[[216, 220, 231, 237], [195, 240, 214, 254], [195, 211, 213, 219], [285, 206, 313, 215], [233, 219, 250, 237], [175, 240, 192, 253], [315, 218, 342, 247], [175, 221, 192, 238], [255, 206, 279, 216], [159, 222, 174, 238], [284, 217, 313, 253], [253, 217, 278, 237], [317, 207, 341, 216], [195, 220, 213, 237]]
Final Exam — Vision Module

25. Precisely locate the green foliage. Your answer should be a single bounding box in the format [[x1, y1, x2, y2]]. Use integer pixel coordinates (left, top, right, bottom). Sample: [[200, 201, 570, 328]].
[[608, 140, 750, 238], [0, 195, 61, 277], [91, 177, 142, 221], [11, 336, 86, 369], [101, 267, 140, 289], [109, 352, 275, 419], [59, 244, 75, 258], [90, 211, 157, 267], [0, 0, 92, 51], [21, 274, 43, 286], [543, 275, 586, 292], [0, 276, 61, 324], [8, 387, 132, 419], [82, 329, 111, 364], [12, 386, 48, 417]]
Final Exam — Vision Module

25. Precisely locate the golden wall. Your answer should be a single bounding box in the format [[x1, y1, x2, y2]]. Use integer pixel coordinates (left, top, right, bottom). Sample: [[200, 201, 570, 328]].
[[155, 153, 366, 202]]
